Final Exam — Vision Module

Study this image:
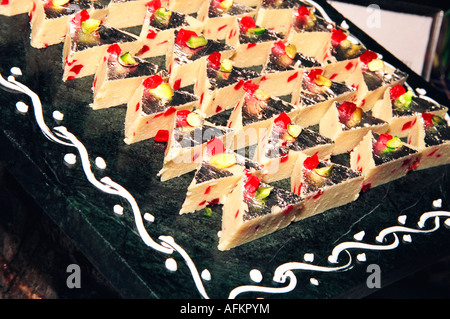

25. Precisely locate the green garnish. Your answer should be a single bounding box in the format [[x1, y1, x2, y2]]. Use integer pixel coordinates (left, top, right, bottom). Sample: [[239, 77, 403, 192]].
[[153, 7, 172, 27], [220, 59, 233, 72], [255, 186, 273, 200], [313, 165, 333, 177], [385, 136, 402, 152], [119, 52, 137, 66], [394, 90, 414, 109], [186, 36, 208, 49], [148, 83, 174, 100], [204, 207, 212, 217], [285, 44, 297, 59], [287, 124, 301, 138], [220, 0, 233, 9], [247, 27, 265, 35], [81, 18, 101, 34]]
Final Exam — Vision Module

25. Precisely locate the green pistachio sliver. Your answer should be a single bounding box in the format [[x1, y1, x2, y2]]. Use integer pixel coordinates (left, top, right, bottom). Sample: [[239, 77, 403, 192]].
[[313, 165, 333, 177], [385, 136, 402, 151], [247, 27, 265, 35], [255, 186, 273, 200], [394, 90, 414, 109], [204, 207, 212, 217], [220, 59, 233, 72], [81, 18, 101, 34], [186, 36, 208, 49]]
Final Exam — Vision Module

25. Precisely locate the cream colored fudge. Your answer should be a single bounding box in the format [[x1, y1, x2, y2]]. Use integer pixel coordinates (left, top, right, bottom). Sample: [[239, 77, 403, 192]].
[[218, 172, 304, 251], [91, 44, 164, 110], [166, 28, 235, 89], [371, 85, 448, 138], [254, 112, 334, 183], [179, 140, 263, 214], [103, 0, 148, 29], [291, 69, 356, 128], [406, 113, 450, 171], [158, 111, 235, 181], [291, 153, 363, 221], [227, 82, 301, 149], [29, 0, 107, 49], [319, 101, 389, 155], [137, 3, 203, 58], [0, 0, 32, 16], [197, 0, 255, 41], [350, 130, 419, 191], [124, 74, 198, 144], [195, 52, 261, 117], [62, 10, 140, 81]]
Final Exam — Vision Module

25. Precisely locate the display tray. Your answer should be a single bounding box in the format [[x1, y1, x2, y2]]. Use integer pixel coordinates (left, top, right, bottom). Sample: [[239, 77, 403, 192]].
[[1, 0, 450, 299]]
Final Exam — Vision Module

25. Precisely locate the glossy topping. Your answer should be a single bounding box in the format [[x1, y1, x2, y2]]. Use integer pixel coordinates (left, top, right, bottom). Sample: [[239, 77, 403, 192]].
[[293, 5, 331, 32], [264, 113, 333, 158], [206, 52, 260, 89], [389, 85, 445, 116], [337, 101, 363, 128], [372, 133, 416, 164], [238, 16, 280, 44], [174, 29, 234, 64], [422, 113, 450, 146], [208, 0, 252, 18], [266, 40, 321, 71], [104, 45, 160, 80], [331, 28, 364, 61], [70, 10, 137, 51], [44, 0, 103, 19], [140, 75, 197, 115]]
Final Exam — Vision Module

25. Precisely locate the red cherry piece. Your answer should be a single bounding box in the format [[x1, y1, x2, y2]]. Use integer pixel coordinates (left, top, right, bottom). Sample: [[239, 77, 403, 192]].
[[307, 68, 323, 81], [154, 129, 169, 142], [243, 81, 259, 95], [206, 137, 226, 156], [338, 101, 357, 123], [271, 40, 286, 56], [374, 133, 392, 152], [175, 29, 198, 46], [244, 175, 261, 197], [176, 110, 191, 127], [273, 112, 292, 130], [106, 43, 122, 57], [239, 16, 256, 33], [142, 74, 164, 89], [297, 5, 310, 16], [303, 153, 319, 170], [421, 112, 434, 129], [145, 0, 161, 12], [359, 50, 378, 65], [71, 9, 90, 27], [207, 52, 221, 69], [389, 85, 406, 101], [331, 28, 347, 45]]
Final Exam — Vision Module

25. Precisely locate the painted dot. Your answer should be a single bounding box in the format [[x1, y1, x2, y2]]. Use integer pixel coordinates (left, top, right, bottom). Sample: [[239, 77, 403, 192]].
[[433, 199, 442, 208], [64, 153, 77, 166], [143, 212, 154, 222], [113, 204, 124, 215], [201, 269, 211, 281], [402, 234, 412, 243], [165, 258, 177, 272], [53, 110, 64, 121], [249, 269, 262, 283], [95, 157, 106, 169], [16, 101, 28, 113], [310, 278, 319, 286], [398, 215, 407, 225], [357, 253, 367, 262], [10, 67, 22, 76], [353, 230, 365, 241], [303, 253, 314, 263]]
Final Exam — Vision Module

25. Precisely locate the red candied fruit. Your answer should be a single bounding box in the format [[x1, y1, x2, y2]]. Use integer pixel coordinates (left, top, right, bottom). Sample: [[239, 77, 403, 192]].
[[421, 112, 435, 129], [142, 74, 164, 89], [146, 0, 161, 12], [307, 68, 323, 81], [239, 16, 256, 33], [71, 9, 90, 27], [272, 40, 286, 56], [243, 81, 259, 95], [297, 5, 310, 16], [359, 50, 378, 65], [175, 29, 198, 46], [338, 101, 357, 123], [106, 43, 122, 57], [207, 52, 221, 69], [1, 0, 10, 5], [176, 109, 192, 127], [274, 112, 292, 130], [154, 129, 169, 142], [303, 153, 319, 170], [331, 28, 347, 46], [206, 137, 226, 156], [244, 175, 261, 198], [389, 84, 406, 101], [373, 133, 392, 153]]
